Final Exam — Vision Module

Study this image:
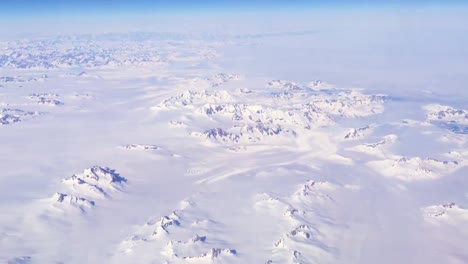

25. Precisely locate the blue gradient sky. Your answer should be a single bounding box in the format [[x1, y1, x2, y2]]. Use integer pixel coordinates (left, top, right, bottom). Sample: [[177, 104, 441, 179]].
[[1, 0, 467, 38], [1, 0, 467, 18]]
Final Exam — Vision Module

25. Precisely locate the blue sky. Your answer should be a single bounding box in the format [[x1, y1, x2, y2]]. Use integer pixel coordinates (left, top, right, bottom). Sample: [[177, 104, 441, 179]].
[[2, 0, 467, 18], [1, 0, 467, 38]]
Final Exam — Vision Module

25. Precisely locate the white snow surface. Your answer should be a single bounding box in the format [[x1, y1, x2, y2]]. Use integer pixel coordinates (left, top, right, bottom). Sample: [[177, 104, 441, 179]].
[[0, 31, 467, 264]]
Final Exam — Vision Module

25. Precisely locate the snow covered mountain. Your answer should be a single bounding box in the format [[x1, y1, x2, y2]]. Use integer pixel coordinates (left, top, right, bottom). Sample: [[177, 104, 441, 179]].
[[424, 104, 468, 134], [0, 108, 42, 125], [62, 166, 127, 199], [368, 156, 461, 181], [153, 79, 387, 148]]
